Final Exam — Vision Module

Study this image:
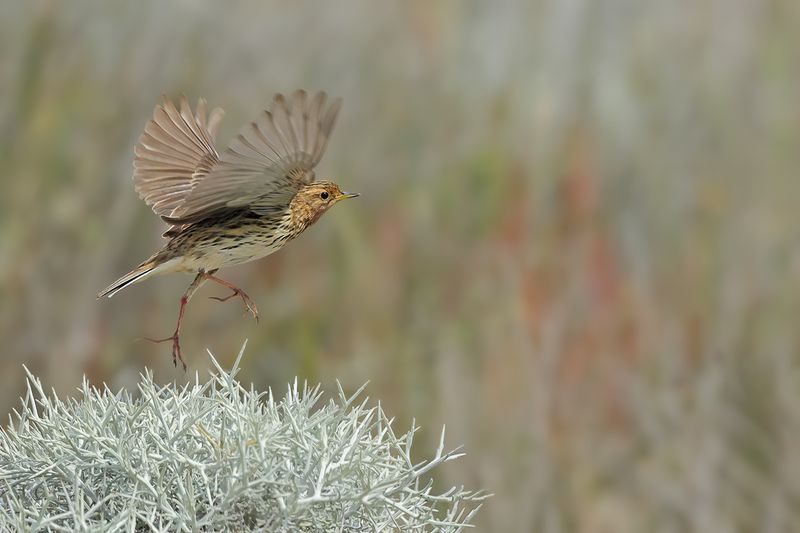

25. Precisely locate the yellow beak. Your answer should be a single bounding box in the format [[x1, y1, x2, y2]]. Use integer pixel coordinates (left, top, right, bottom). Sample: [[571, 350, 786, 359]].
[[337, 191, 360, 200]]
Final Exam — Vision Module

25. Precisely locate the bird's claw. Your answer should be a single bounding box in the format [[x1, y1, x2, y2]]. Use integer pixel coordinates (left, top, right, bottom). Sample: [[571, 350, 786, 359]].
[[209, 289, 259, 322], [143, 332, 187, 371]]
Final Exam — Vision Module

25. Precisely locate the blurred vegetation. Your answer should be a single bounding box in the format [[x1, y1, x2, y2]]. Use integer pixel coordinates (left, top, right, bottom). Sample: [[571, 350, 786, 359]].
[[1, 0, 800, 531]]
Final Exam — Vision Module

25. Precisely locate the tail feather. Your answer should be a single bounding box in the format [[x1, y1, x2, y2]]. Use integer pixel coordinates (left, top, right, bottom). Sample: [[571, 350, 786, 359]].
[[97, 261, 157, 298]]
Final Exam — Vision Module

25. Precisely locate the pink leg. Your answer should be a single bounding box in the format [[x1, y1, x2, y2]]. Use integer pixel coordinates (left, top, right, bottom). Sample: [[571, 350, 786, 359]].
[[144, 272, 206, 370], [204, 273, 259, 322]]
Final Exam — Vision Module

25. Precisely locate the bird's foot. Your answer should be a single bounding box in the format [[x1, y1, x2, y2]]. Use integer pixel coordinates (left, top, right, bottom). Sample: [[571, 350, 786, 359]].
[[209, 288, 259, 322], [143, 332, 186, 371]]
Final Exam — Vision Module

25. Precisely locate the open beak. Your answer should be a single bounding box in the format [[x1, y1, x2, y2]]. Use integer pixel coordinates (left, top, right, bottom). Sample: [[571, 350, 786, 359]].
[[337, 191, 360, 200]]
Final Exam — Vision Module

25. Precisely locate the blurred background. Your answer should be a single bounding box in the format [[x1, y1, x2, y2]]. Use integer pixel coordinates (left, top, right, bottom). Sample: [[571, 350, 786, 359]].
[[2, 0, 800, 530]]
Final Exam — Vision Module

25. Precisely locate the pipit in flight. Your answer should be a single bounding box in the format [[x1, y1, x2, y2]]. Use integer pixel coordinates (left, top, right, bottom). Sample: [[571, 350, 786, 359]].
[[98, 90, 357, 369]]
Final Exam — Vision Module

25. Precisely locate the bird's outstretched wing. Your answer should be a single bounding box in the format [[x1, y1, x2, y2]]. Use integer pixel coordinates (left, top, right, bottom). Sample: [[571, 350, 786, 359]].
[[165, 90, 341, 225], [133, 95, 224, 219], [133, 90, 341, 228]]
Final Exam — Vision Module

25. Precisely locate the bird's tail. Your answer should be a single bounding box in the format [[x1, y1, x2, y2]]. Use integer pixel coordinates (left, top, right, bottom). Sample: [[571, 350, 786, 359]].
[[97, 259, 159, 299]]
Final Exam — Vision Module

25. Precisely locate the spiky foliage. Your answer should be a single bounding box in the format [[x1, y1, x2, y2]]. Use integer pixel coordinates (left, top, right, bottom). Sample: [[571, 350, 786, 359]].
[[0, 347, 486, 532]]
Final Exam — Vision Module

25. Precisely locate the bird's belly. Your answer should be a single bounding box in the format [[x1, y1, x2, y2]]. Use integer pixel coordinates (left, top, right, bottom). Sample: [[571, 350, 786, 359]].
[[165, 216, 294, 273], [194, 231, 285, 269], [221, 240, 282, 265]]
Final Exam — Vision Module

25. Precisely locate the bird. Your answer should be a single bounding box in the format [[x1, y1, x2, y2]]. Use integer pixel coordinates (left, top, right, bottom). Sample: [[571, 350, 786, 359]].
[[98, 90, 358, 369]]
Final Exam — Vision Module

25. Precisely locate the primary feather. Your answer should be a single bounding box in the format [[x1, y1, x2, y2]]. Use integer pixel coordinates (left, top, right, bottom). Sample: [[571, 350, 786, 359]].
[[133, 95, 222, 217]]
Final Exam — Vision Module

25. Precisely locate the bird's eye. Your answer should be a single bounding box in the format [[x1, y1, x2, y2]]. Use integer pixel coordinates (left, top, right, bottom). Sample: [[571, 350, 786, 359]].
[[320, 191, 329, 200]]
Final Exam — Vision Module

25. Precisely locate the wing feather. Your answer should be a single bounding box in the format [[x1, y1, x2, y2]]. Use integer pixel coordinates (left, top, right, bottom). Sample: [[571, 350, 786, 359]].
[[133, 95, 223, 219], [165, 90, 341, 223], [272, 94, 299, 155], [289, 90, 307, 154]]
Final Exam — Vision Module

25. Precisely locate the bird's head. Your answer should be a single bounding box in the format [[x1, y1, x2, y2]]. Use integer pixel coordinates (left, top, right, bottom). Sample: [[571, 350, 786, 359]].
[[290, 181, 359, 226]]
